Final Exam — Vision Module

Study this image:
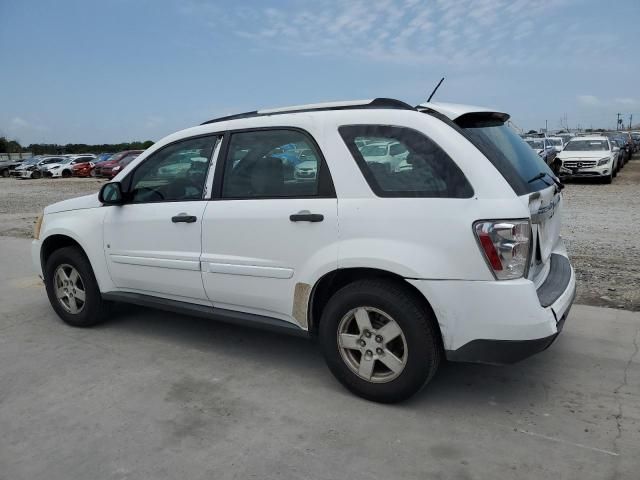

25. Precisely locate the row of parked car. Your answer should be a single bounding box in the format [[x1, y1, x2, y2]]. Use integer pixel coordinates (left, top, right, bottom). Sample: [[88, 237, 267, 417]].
[[0, 150, 144, 179], [523, 130, 639, 184]]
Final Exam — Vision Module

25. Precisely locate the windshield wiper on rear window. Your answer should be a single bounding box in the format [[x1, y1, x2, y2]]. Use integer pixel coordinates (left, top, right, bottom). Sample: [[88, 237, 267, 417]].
[[527, 171, 564, 191], [527, 172, 551, 186]]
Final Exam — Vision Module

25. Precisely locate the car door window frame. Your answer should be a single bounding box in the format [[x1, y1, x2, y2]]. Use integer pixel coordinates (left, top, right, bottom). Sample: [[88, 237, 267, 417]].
[[211, 126, 336, 201], [119, 133, 223, 204]]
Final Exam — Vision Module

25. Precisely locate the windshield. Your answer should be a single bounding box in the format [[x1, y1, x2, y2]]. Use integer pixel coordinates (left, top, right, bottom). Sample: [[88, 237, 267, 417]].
[[360, 145, 387, 156], [526, 140, 544, 150], [548, 138, 563, 146], [455, 114, 553, 194], [564, 139, 609, 151]]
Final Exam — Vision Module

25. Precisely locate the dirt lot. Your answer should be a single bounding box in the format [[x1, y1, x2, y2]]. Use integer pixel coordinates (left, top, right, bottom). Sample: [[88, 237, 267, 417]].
[[1, 157, 639, 310]]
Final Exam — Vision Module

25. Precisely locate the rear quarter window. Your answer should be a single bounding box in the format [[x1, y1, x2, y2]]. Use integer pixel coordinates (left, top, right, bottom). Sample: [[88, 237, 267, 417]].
[[339, 125, 473, 198]]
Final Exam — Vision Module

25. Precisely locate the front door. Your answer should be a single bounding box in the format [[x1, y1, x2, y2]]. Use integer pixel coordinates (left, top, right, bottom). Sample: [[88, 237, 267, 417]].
[[103, 135, 221, 303], [200, 128, 338, 325]]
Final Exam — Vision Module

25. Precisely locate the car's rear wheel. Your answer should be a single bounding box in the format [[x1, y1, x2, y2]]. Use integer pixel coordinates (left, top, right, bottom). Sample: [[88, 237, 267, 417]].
[[31, 170, 42, 179], [61, 169, 72, 178], [319, 279, 441, 403], [1, 169, 9, 178], [44, 246, 109, 327]]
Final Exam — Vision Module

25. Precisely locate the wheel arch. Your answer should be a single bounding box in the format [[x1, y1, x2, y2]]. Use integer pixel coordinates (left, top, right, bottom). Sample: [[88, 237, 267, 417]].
[[307, 267, 444, 348], [40, 234, 86, 272]]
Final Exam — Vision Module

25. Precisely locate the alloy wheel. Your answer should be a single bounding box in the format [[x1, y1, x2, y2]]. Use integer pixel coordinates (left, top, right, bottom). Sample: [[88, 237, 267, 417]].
[[337, 306, 408, 383], [53, 264, 86, 314]]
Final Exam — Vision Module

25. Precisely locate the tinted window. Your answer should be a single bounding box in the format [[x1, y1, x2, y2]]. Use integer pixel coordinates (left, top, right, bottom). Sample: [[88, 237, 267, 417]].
[[129, 137, 216, 203], [221, 129, 325, 198], [455, 114, 553, 194], [339, 125, 473, 198]]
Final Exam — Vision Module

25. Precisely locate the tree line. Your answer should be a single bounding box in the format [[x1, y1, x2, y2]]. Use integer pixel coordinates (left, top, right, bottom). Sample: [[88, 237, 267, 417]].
[[0, 136, 154, 155]]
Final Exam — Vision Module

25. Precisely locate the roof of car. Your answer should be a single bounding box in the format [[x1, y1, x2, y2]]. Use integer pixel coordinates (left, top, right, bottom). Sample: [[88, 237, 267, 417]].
[[200, 98, 415, 125]]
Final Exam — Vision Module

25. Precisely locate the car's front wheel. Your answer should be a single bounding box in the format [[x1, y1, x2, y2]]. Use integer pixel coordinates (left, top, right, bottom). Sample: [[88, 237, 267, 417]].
[[44, 246, 109, 327], [319, 279, 441, 403]]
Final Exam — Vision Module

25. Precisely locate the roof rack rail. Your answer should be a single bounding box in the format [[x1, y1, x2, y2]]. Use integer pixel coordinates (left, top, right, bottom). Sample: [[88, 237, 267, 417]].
[[200, 98, 415, 125]]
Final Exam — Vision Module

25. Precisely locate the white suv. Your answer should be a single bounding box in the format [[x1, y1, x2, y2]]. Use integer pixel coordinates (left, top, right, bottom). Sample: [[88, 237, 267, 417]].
[[32, 98, 576, 403]]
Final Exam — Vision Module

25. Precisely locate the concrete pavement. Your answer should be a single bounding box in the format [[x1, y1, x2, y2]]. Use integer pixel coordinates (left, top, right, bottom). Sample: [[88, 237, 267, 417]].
[[0, 236, 638, 480]]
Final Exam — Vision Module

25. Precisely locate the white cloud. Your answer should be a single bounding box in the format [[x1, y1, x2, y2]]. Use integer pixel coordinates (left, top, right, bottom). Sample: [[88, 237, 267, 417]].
[[614, 98, 639, 107], [577, 95, 600, 106], [181, 0, 587, 68], [11, 117, 29, 128]]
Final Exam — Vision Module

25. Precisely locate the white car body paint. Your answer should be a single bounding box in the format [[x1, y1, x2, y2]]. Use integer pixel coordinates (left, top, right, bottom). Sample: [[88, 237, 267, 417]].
[[33, 101, 575, 355]]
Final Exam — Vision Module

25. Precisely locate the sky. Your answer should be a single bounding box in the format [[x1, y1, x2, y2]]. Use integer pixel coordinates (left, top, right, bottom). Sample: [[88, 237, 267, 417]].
[[1, 0, 639, 145]]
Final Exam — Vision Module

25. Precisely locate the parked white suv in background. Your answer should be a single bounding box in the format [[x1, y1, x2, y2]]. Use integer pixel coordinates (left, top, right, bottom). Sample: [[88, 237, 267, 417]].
[[32, 98, 576, 403], [556, 136, 618, 183]]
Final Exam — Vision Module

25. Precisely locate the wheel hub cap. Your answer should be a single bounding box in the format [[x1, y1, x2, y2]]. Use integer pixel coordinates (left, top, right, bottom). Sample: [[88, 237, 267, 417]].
[[337, 307, 408, 383], [53, 264, 86, 314]]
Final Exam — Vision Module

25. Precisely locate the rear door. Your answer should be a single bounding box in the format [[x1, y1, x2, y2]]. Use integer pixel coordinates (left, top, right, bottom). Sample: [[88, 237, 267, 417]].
[[103, 135, 220, 302], [200, 128, 338, 325]]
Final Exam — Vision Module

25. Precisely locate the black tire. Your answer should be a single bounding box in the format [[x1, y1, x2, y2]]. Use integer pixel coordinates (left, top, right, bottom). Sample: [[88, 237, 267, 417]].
[[31, 170, 42, 179], [44, 246, 110, 327], [319, 279, 441, 403], [61, 169, 72, 178], [1, 169, 8, 178], [602, 172, 613, 184]]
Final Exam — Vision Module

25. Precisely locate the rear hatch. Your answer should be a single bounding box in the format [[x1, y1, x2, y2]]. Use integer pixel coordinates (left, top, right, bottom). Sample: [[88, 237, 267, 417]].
[[419, 105, 563, 287]]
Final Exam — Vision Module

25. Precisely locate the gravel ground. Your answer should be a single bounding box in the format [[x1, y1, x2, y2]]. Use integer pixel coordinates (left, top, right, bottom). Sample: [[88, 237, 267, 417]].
[[0, 177, 105, 237], [1, 156, 639, 310], [562, 154, 640, 310]]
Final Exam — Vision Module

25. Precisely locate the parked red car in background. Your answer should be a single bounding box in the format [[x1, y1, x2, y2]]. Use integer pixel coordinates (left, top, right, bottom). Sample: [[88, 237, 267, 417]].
[[94, 150, 143, 178]]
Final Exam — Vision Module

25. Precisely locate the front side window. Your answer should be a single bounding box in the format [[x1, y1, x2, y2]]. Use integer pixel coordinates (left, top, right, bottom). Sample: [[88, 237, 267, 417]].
[[221, 129, 327, 199], [129, 136, 216, 203], [339, 125, 473, 198]]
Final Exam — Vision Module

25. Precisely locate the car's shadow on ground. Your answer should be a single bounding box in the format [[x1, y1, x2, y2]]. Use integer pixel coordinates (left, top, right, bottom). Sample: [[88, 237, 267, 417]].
[[104, 304, 558, 408]]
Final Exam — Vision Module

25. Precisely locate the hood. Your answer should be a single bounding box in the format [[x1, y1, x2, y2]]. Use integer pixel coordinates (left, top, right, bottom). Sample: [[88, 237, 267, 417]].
[[557, 150, 610, 159], [44, 193, 101, 215]]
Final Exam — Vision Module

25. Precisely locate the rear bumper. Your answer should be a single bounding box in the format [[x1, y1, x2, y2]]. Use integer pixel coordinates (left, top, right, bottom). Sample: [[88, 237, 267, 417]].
[[407, 251, 576, 365]]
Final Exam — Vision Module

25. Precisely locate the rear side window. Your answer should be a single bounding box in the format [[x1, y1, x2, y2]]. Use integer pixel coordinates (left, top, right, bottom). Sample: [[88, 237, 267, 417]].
[[220, 129, 334, 199], [339, 125, 473, 198]]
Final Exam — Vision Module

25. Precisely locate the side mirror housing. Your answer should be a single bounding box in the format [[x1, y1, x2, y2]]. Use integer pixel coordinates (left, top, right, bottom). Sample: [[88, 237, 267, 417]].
[[99, 181, 124, 205]]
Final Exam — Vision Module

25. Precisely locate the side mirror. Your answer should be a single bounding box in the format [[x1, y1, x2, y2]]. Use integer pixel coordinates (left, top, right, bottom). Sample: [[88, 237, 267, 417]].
[[99, 181, 124, 205], [613, 146, 620, 152]]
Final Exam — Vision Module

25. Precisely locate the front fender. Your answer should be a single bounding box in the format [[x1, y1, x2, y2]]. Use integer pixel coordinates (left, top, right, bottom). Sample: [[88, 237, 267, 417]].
[[39, 208, 114, 292]]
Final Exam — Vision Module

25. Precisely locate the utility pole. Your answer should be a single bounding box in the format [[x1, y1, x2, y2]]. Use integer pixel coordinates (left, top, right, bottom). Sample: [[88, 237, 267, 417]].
[[545, 119, 548, 134], [616, 113, 622, 131], [629, 114, 633, 130]]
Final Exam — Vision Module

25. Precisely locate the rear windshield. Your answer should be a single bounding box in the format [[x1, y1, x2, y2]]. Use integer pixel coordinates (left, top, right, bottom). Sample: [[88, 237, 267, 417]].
[[453, 113, 554, 194], [563, 139, 608, 151]]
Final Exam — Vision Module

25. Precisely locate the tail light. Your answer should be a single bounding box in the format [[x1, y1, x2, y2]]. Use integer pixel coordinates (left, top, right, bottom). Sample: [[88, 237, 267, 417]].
[[473, 220, 531, 280]]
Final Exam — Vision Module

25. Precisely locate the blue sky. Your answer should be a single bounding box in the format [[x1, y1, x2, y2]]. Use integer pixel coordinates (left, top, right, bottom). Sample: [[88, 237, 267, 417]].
[[1, 0, 639, 145]]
